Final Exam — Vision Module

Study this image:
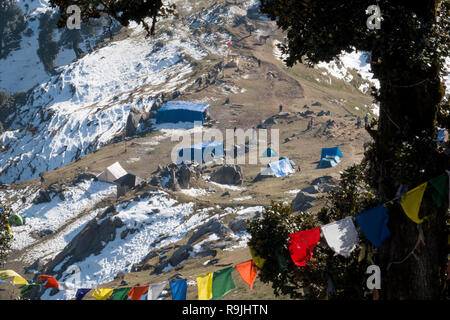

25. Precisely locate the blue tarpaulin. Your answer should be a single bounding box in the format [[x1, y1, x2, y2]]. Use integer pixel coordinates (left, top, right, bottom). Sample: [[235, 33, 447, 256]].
[[178, 141, 224, 163], [268, 158, 295, 177], [156, 101, 210, 124]]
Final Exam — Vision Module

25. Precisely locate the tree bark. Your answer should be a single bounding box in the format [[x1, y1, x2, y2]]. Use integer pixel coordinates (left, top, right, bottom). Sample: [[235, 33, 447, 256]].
[[370, 41, 448, 299]]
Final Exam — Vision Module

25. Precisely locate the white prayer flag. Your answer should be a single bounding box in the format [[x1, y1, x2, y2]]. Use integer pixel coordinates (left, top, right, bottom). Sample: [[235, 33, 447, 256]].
[[321, 216, 359, 257], [58, 282, 75, 290], [147, 281, 166, 300]]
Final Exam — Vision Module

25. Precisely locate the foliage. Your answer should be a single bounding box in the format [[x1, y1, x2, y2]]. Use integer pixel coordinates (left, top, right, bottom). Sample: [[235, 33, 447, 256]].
[[37, 11, 59, 75], [248, 165, 381, 299], [0, 200, 12, 266], [48, 0, 177, 37], [0, 0, 27, 59], [0, 90, 27, 128]]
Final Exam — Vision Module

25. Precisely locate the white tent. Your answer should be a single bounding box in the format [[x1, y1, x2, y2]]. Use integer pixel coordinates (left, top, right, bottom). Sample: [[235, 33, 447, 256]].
[[97, 162, 127, 183]]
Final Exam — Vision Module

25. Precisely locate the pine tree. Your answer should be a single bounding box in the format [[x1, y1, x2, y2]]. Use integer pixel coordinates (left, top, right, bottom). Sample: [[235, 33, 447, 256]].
[[0, 0, 26, 58], [0, 200, 12, 266], [248, 0, 450, 299]]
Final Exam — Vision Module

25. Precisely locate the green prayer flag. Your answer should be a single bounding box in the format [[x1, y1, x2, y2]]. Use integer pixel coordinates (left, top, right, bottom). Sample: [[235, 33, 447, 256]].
[[429, 173, 448, 207], [110, 287, 131, 300], [212, 267, 236, 300], [20, 283, 42, 295]]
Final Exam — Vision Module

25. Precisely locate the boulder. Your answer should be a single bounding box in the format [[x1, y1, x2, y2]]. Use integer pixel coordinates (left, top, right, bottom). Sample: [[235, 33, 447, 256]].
[[292, 191, 317, 212], [300, 185, 320, 194], [187, 219, 230, 245], [125, 107, 144, 137], [33, 190, 52, 204], [176, 164, 192, 189], [169, 245, 193, 267], [210, 164, 243, 186]]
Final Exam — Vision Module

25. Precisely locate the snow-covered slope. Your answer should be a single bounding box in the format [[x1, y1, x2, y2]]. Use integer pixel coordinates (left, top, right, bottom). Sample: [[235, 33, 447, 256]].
[[0, 0, 259, 184]]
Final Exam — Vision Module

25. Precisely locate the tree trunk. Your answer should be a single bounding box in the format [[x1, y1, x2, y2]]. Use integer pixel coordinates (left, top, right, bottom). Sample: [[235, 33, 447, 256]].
[[370, 45, 448, 299]]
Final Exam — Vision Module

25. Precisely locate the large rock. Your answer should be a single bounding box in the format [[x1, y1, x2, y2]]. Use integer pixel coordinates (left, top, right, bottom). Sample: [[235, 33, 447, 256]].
[[301, 185, 320, 194], [210, 164, 243, 186], [32, 190, 52, 204], [169, 245, 193, 267], [292, 191, 317, 212], [187, 219, 230, 245], [176, 164, 192, 189], [125, 106, 146, 137]]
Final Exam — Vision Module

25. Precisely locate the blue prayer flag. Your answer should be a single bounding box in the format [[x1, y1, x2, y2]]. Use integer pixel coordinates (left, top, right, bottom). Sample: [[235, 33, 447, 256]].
[[170, 279, 187, 300], [355, 205, 391, 248], [75, 288, 91, 300]]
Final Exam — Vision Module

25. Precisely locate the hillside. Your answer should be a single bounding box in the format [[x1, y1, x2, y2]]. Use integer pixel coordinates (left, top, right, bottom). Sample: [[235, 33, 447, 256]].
[[0, 0, 448, 301]]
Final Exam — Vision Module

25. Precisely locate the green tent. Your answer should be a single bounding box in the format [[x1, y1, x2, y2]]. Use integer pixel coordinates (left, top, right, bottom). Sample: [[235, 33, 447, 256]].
[[8, 214, 24, 226]]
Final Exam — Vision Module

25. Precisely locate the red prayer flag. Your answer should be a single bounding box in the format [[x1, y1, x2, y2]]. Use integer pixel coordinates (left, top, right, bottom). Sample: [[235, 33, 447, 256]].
[[38, 275, 59, 288], [288, 228, 320, 266], [127, 285, 148, 300], [235, 260, 257, 290]]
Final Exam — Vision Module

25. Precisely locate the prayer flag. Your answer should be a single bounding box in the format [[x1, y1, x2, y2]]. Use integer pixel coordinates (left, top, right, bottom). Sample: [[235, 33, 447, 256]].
[[111, 287, 131, 300], [75, 288, 91, 300], [6, 224, 12, 237], [0, 270, 28, 286], [170, 279, 187, 300], [93, 288, 114, 300], [148, 281, 166, 300], [196, 272, 213, 300], [321, 216, 359, 257], [288, 228, 320, 266], [127, 285, 148, 300], [235, 260, 257, 290], [38, 275, 59, 288], [400, 182, 427, 223], [212, 267, 235, 300], [429, 174, 448, 207], [249, 247, 265, 269], [355, 205, 391, 248], [20, 283, 42, 294]]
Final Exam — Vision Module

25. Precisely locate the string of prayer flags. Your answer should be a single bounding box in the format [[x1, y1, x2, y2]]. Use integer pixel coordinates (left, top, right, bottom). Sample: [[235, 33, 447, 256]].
[[92, 288, 114, 300], [170, 279, 187, 300], [249, 247, 266, 269], [127, 285, 148, 300], [321, 216, 359, 257], [355, 205, 391, 248], [400, 182, 427, 224], [429, 173, 449, 207], [288, 227, 320, 266], [147, 281, 166, 300], [75, 288, 91, 300], [212, 267, 235, 300], [196, 273, 213, 300], [0, 270, 28, 286], [235, 260, 257, 290], [111, 287, 131, 300], [38, 275, 59, 288]]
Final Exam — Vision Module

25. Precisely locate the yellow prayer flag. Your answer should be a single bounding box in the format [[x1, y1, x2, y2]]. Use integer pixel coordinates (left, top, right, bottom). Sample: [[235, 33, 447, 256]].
[[249, 247, 265, 269], [93, 288, 114, 300], [196, 272, 213, 300], [0, 270, 28, 285], [6, 224, 12, 237], [401, 182, 427, 224]]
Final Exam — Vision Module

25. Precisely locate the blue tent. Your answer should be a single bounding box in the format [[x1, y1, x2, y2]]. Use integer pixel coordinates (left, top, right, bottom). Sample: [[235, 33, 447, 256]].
[[268, 158, 295, 177], [178, 141, 224, 163], [320, 147, 343, 160], [261, 147, 278, 157], [318, 156, 339, 169], [156, 101, 210, 124]]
